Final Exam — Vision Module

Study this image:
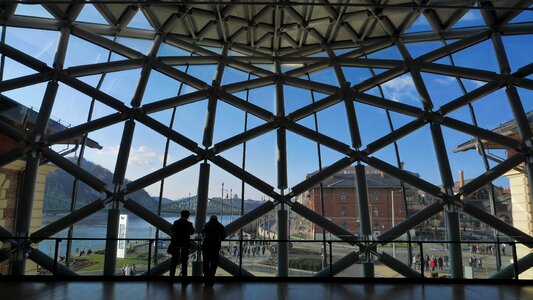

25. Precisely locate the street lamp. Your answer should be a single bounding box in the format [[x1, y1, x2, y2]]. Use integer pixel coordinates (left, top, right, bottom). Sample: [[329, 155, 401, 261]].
[[392, 189, 396, 258]]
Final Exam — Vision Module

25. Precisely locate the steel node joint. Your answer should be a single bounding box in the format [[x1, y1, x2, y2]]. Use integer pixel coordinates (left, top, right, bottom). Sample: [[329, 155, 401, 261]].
[[422, 111, 443, 123], [200, 148, 216, 162]]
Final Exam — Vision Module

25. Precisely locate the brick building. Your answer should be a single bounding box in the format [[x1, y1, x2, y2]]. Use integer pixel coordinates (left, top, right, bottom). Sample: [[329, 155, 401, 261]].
[[298, 165, 421, 239]]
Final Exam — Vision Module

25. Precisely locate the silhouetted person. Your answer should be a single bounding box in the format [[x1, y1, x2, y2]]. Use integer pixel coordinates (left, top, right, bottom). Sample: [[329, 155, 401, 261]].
[[168, 210, 195, 284], [202, 215, 226, 286]]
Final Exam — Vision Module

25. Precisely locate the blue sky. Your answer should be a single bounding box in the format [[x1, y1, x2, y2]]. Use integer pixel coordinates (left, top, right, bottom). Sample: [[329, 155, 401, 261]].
[[3, 4, 533, 201]]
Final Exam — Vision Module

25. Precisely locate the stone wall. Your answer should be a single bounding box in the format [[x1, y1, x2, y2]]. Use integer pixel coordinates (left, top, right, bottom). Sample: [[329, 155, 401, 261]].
[[0, 160, 56, 275]]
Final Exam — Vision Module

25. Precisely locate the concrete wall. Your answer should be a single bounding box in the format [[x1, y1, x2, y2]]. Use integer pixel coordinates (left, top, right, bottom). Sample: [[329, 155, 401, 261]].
[[506, 169, 533, 279]]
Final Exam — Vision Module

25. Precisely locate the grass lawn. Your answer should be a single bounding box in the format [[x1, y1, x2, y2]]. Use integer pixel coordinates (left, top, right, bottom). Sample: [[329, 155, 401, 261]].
[[77, 253, 148, 272]]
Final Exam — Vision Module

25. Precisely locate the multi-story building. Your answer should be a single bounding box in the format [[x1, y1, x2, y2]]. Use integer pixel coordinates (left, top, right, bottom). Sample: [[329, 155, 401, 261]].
[[298, 165, 422, 239]]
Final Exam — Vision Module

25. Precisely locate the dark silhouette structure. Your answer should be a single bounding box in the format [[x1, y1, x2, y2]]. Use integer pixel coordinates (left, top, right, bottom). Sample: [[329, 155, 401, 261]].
[[202, 215, 226, 286], [168, 210, 195, 282]]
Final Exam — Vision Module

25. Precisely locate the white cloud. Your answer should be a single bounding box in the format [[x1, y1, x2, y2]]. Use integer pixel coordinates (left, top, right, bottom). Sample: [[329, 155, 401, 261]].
[[127, 145, 164, 167], [89, 145, 164, 173], [382, 74, 419, 103], [433, 76, 456, 85]]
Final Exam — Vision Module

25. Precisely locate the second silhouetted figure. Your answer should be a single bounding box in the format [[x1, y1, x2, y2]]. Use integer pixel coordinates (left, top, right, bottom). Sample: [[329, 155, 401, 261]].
[[202, 215, 226, 286]]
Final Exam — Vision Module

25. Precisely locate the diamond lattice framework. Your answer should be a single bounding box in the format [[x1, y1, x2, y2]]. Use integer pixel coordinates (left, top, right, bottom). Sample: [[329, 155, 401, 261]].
[[0, 1, 533, 278]]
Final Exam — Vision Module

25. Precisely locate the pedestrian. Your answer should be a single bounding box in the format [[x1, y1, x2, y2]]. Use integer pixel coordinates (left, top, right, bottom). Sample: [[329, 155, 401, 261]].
[[437, 256, 443, 270], [202, 215, 226, 287], [124, 264, 131, 276], [167, 210, 195, 284], [131, 264, 136, 276]]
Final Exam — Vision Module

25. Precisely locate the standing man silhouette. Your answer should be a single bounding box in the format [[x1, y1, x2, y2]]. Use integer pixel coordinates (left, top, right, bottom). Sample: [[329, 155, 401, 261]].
[[202, 215, 226, 286], [168, 210, 195, 284]]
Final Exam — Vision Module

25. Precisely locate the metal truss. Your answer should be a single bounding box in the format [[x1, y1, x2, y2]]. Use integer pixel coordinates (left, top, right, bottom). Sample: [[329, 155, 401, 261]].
[[0, 1, 533, 278]]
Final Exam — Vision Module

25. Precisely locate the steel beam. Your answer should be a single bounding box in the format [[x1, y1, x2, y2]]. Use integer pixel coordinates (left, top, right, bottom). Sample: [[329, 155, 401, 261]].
[[46, 112, 125, 146], [225, 200, 276, 236], [53, 26, 70, 70], [30, 199, 106, 242], [291, 201, 360, 245], [125, 155, 199, 193], [66, 58, 144, 77], [354, 65, 406, 93], [142, 89, 210, 114], [0, 41, 50, 72], [211, 155, 277, 199], [158, 56, 219, 65], [123, 199, 173, 235], [219, 255, 254, 277], [338, 57, 402, 69], [378, 202, 444, 242], [0, 115, 29, 142], [139, 257, 170, 276], [103, 208, 120, 276], [71, 25, 144, 59], [314, 251, 360, 277], [446, 211, 464, 279], [365, 118, 427, 155], [285, 121, 352, 154], [462, 204, 533, 248], [112, 119, 135, 185], [135, 114, 200, 153], [11, 150, 39, 275], [34, 81, 59, 137], [0, 72, 54, 92], [202, 90, 219, 148], [58, 73, 128, 113], [288, 92, 344, 122], [365, 156, 445, 198], [459, 153, 526, 198], [227, 58, 275, 77], [418, 61, 500, 82], [28, 248, 78, 276], [0, 147, 28, 168], [222, 75, 277, 94], [284, 75, 340, 95], [353, 91, 424, 117], [213, 122, 277, 154], [41, 148, 108, 193], [152, 59, 210, 91], [441, 116, 522, 151], [217, 90, 274, 121], [419, 30, 492, 63], [277, 205, 289, 276], [290, 157, 354, 197], [490, 253, 533, 279], [379, 252, 421, 278], [506, 86, 532, 142], [355, 164, 372, 237], [196, 162, 210, 233], [439, 80, 505, 115]]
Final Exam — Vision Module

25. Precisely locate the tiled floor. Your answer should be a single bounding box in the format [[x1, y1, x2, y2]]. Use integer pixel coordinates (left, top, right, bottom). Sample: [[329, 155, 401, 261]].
[[1, 279, 532, 300]]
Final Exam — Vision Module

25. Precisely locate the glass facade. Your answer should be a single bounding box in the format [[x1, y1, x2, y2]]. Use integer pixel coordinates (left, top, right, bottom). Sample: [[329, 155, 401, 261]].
[[0, 1, 532, 279]]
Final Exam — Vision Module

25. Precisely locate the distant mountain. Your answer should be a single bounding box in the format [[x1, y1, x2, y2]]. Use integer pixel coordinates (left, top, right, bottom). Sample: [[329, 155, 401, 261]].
[[154, 196, 263, 214], [44, 157, 264, 214], [44, 157, 158, 211]]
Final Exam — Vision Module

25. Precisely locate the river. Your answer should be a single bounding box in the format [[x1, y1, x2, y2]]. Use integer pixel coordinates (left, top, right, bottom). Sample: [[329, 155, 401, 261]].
[[38, 213, 243, 256]]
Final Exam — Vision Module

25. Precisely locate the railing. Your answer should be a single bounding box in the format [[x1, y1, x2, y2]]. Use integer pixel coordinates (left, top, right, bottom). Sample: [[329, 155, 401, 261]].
[[0, 237, 526, 280]]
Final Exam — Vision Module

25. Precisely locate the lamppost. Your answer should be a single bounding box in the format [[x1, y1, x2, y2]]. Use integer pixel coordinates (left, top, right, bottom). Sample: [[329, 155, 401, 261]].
[[391, 188, 403, 258], [392, 189, 396, 258]]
